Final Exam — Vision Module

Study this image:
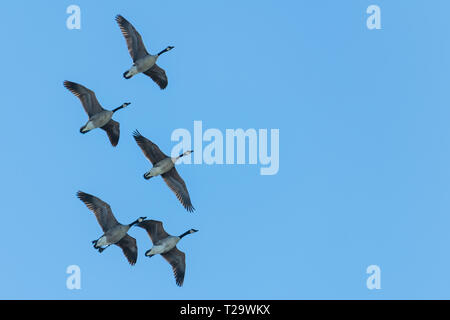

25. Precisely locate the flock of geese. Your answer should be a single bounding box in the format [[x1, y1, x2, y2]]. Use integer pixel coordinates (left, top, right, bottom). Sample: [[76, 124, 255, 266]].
[[66, 15, 197, 287]]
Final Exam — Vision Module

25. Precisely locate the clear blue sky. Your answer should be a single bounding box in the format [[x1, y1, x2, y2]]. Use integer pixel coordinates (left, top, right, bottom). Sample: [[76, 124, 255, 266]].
[[1, 0, 450, 299]]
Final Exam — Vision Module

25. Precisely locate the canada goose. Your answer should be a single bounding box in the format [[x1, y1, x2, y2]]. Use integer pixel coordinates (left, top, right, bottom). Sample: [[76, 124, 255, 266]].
[[138, 219, 198, 286], [64, 81, 130, 147], [76, 191, 146, 265], [132, 130, 195, 212], [115, 15, 174, 89]]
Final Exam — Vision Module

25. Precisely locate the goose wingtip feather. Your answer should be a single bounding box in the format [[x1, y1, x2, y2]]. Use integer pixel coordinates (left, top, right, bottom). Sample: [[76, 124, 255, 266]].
[[76, 190, 92, 202], [132, 129, 139, 135], [76, 190, 85, 199], [132, 129, 143, 139], [63, 80, 74, 91]]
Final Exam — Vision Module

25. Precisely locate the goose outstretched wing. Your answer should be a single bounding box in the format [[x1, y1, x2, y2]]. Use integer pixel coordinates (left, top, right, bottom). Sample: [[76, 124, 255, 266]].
[[162, 168, 195, 212], [64, 81, 104, 117], [143, 64, 168, 90], [115, 15, 149, 62], [115, 234, 138, 265], [101, 120, 120, 147], [137, 220, 170, 244], [76, 191, 120, 232], [132, 130, 169, 165], [161, 247, 186, 287]]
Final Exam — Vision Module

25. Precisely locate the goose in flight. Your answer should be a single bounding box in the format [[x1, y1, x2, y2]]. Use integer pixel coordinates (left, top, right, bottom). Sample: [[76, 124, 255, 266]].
[[115, 15, 174, 89], [138, 219, 198, 286], [76, 191, 146, 265], [132, 130, 195, 212], [64, 81, 130, 147]]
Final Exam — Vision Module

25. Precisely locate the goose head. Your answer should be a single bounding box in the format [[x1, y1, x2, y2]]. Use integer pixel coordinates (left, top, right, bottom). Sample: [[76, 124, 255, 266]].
[[157, 46, 175, 56], [113, 102, 131, 113], [130, 216, 147, 227], [137, 216, 146, 223], [179, 228, 198, 239]]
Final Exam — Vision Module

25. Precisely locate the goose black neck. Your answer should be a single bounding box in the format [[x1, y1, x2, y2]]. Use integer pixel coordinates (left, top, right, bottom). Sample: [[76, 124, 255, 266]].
[[179, 230, 191, 239], [129, 219, 140, 227], [157, 48, 170, 56], [178, 150, 192, 159], [112, 105, 124, 113]]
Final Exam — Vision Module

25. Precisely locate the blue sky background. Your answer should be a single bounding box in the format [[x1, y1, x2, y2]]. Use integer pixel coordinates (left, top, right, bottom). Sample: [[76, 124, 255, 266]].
[[1, 0, 450, 299]]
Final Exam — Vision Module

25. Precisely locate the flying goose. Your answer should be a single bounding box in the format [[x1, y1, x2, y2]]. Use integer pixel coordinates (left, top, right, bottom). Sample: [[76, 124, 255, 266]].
[[132, 130, 195, 212], [76, 191, 146, 265], [138, 219, 198, 286], [64, 81, 130, 146], [115, 15, 174, 89]]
